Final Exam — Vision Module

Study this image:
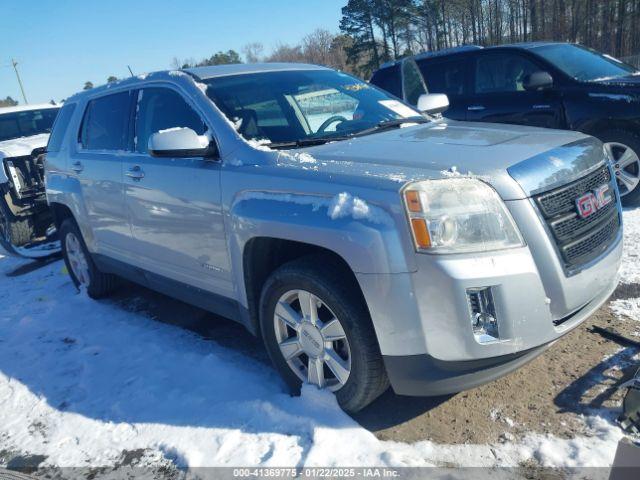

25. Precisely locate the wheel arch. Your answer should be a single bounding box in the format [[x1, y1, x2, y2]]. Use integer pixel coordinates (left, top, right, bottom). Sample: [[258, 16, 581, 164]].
[[241, 237, 371, 337]]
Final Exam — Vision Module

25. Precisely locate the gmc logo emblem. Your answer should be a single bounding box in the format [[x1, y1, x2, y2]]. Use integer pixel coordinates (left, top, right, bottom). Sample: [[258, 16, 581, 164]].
[[575, 184, 613, 218]]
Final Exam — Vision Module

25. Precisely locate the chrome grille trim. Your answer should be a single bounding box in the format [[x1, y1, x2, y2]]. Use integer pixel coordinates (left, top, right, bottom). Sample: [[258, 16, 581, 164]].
[[532, 164, 621, 270]]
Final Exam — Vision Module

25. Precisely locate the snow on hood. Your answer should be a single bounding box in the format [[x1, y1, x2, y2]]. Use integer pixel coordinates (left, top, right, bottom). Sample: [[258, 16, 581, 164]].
[[0, 133, 50, 160]]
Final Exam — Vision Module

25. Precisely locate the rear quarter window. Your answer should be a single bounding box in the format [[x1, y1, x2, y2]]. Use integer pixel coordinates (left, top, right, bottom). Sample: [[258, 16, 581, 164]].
[[47, 104, 76, 152], [370, 65, 402, 98], [79, 92, 132, 151]]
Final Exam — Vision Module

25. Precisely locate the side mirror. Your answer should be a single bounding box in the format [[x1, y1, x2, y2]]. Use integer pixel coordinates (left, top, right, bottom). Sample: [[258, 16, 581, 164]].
[[523, 71, 553, 91], [148, 128, 217, 159], [417, 93, 449, 114]]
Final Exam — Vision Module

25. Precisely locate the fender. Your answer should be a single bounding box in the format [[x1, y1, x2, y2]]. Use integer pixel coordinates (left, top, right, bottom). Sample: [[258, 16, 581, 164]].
[[227, 190, 413, 273]]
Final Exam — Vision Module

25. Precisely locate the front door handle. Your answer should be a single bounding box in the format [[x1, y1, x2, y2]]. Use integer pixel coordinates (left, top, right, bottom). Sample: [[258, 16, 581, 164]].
[[126, 165, 145, 181], [532, 104, 552, 110], [71, 161, 83, 173], [467, 105, 486, 111]]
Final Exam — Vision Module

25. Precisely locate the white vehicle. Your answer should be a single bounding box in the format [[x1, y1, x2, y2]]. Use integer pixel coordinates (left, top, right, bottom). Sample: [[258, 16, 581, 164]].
[[0, 103, 60, 256]]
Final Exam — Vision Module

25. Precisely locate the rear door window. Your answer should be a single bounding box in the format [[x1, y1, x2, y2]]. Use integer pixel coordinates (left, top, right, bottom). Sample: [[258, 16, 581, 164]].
[[135, 88, 207, 154], [417, 58, 468, 97], [79, 92, 132, 151], [47, 104, 76, 152]]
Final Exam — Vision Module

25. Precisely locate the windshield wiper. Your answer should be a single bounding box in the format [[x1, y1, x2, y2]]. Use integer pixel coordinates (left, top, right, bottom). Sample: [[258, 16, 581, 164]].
[[350, 117, 430, 138], [265, 117, 429, 149], [267, 136, 351, 150]]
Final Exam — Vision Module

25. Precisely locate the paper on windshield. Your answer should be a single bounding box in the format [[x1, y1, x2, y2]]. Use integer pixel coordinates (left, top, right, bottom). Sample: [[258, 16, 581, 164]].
[[379, 100, 418, 118]]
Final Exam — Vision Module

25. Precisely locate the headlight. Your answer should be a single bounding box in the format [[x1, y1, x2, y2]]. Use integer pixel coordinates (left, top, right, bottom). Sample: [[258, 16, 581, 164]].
[[403, 178, 524, 254]]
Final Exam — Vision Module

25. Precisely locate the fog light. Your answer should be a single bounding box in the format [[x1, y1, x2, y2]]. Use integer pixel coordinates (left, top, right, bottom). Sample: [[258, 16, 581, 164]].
[[467, 287, 499, 343]]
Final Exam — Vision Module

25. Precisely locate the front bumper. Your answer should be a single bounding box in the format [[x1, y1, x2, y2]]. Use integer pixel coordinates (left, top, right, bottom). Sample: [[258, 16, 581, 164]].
[[382, 275, 617, 395]]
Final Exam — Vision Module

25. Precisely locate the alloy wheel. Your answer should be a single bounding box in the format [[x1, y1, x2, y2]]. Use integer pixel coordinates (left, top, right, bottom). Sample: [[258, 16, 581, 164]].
[[65, 232, 90, 286], [605, 142, 640, 196], [273, 289, 352, 391]]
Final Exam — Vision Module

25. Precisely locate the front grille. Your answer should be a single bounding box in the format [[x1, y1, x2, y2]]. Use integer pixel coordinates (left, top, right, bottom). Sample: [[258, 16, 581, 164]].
[[536, 167, 611, 217], [533, 165, 621, 270]]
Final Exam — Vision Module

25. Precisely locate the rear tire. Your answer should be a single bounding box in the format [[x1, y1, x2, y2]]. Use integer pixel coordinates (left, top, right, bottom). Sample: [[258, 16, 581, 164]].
[[259, 255, 389, 412], [59, 218, 118, 298], [598, 129, 640, 207]]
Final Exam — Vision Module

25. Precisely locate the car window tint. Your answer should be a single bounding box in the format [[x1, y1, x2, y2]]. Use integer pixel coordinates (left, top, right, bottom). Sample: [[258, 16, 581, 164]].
[[135, 88, 207, 154], [370, 64, 403, 98], [475, 54, 539, 94], [417, 59, 467, 97], [80, 92, 131, 150], [47, 104, 75, 152], [402, 60, 428, 105]]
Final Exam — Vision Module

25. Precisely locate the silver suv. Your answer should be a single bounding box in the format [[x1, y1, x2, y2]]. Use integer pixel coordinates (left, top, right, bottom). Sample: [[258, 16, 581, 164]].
[[45, 63, 622, 412]]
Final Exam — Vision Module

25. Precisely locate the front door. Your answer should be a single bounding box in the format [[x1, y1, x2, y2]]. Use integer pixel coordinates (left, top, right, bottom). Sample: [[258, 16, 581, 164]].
[[466, 52, 564, 129], [124, 86, 231, 296]]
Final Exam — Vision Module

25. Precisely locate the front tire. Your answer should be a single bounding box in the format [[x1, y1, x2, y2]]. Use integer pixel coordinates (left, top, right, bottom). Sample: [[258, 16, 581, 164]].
[[599, 129, 640, 206], [59, 218, 118, 298], [259, 255, 389, 412]]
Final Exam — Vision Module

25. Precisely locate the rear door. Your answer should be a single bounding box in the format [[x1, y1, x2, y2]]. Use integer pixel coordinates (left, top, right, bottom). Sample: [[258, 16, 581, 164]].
[[466, 51, 563, 128], [416, 56, 470, 120], [73, 91, 133, 257], [124, 86, 230, 296]]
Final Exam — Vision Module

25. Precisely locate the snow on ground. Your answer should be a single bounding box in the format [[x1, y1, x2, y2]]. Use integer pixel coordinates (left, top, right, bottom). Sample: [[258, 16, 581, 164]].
[[611, 208, 640, 328], [618, 208, 640, 285], [0, 211, 639, 470]]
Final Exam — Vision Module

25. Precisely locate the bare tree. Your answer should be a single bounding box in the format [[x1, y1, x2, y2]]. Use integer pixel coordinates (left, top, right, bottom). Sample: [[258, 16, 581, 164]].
[[242, 42, 265, 63]]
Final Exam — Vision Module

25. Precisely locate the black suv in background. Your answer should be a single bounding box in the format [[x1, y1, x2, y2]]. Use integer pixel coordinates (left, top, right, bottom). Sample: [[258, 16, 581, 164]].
[[370, 43, 640, 205]]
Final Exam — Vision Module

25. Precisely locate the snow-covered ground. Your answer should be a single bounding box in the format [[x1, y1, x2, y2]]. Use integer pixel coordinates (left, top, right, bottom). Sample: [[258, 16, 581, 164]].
[[0, 211, 638, 471]]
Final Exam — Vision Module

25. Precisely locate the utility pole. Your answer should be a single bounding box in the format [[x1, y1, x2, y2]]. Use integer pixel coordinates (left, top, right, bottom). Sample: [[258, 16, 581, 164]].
[[11, 59, 28, 104]]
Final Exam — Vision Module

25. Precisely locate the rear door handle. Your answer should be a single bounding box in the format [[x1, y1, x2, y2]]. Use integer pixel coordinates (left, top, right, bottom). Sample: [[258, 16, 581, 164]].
[[532, 104, 552, 109], [126, 165, 145, 181], [71, 161, 83, 173], [467, 105, 486, 111]]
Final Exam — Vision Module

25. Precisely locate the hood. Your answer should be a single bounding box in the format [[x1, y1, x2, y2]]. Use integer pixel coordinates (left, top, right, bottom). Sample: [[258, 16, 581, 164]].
[[0, 133, 50, 160], [293, 120, 594, 200], [591, 73, 640, 87]]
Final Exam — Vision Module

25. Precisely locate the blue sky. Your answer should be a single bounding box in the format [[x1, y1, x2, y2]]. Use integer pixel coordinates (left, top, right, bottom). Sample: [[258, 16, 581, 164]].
[[1, 0, 346, 104]]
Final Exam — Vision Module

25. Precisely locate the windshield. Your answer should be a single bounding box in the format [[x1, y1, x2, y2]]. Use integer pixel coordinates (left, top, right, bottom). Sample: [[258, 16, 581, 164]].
[[204, 69, 423, 146], [533, 44, 637, 82], [0, 108, 59, 143]]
